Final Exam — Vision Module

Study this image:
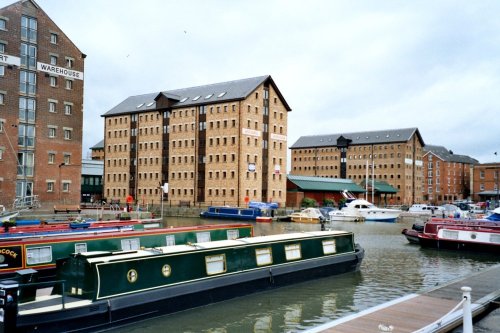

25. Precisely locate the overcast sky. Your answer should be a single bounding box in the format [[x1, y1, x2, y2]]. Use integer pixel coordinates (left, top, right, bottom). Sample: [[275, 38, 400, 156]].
[[5, 0, 500, 165]]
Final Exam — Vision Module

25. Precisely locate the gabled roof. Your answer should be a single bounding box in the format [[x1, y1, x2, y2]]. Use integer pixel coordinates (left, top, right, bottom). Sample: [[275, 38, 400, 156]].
[[423, 145, 478, 165], [102, 75, 291, 117], [359, 179, 398, 194], [290, 128, 424, 149], [287, 175, 365, 193], [90, 139, 104, 150]]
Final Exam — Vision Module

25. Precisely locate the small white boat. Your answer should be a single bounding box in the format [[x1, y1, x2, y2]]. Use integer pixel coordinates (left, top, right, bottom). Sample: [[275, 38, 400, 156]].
[[328, 209, 363, 222], [289, 208, 325, 223], [408, 204, 445, 216], [342, 199, 401, 222], [0, 205, 19, 223]]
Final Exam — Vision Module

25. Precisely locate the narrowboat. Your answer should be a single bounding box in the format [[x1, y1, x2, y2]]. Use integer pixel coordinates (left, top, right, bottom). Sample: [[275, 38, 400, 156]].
[[0, 223, 253, 280], [0, 218, 161, 238], [0, 230, 363, 333], [200, 201, 277, 221]]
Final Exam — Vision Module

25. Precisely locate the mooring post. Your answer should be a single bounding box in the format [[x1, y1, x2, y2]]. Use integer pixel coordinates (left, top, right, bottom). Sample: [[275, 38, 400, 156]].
[[461, 286, 473, 333]]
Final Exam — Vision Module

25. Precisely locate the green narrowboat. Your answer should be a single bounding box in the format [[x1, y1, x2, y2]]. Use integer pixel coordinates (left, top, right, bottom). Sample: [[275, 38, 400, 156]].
[[0, 230, 364, 333], [0, 223, 253, 280]]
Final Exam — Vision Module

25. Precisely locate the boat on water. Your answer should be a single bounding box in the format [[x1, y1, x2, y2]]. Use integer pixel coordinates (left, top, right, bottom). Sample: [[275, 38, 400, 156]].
[[289, 207, 325, 223], [0, 230, 364, 333], [328, 209, 363, 222], [200, 202, 277, 221], [418, 222, 500, 253], [402, 214, 500, 245], [342, 199, 401, 222], [0, 218, 161, 236], [0, 207, 19, 223], [0, 223, 253, 280]]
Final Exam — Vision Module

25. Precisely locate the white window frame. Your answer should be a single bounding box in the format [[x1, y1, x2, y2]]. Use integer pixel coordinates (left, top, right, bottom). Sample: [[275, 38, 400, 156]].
[[49, 101, 56, 112], [255, 247, 273, 266], [62, 181, 70, 192], [196, 231, 211, 243], [47, 181, 54, 192], [64, 129, 72, 140], [26, 246, 52, 265], [205, 254, 226, 275], [165, 235, 175, 246], [50, 76, 57, 87], [75, 243, 87, 253], [226, 229, 239, 240], [285, 244, 301, 261], [65, 79, 73, 90], [48, 127, 56, 138], [50, 32, 58, 44], [322, 239, 337, 255], [64, 104, 72, 115], [121, 238, 140, 250]]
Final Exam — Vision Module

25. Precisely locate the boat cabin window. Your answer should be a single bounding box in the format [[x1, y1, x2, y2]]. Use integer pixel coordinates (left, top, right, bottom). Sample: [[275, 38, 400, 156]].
[[490, 234, 500, 243], [205, 254, 226, 275], [121, 238, 140, 250], [441, 230, 459, 240], [75, 243, 87, 253], [165, 235, 176, 246], [284, 244, 302, 261], [322, 239, 337, 254], [226, 229, 239, 240], [255, 247, 273, 266], [26, 246, 52, 265], [196, 232, 211, 243]]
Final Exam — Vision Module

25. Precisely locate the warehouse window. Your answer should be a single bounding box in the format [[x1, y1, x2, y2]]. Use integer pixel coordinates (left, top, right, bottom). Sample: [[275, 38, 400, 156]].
[[226, 229, 239, 240]]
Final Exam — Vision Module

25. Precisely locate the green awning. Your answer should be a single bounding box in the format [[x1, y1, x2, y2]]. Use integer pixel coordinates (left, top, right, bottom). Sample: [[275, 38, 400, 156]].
[[288, 175, 365, 193], [359, 179, 398, 194]]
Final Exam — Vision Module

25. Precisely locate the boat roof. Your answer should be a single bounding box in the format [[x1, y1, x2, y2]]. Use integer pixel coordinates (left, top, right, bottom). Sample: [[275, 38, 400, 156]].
[[84, 231, 351, 263]]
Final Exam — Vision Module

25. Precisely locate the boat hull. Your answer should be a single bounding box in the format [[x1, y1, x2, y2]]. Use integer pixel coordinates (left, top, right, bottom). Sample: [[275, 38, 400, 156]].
[[11, 246, 364, 333], [418, 231, 500, 254]]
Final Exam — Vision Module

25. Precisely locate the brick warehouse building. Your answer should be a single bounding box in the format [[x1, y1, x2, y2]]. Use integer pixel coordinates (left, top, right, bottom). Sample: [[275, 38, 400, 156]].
[[102, 75, 290, 208], [290, 128, 425, 206], [422, 145, 477, 205], [0, 0, 84, 207]]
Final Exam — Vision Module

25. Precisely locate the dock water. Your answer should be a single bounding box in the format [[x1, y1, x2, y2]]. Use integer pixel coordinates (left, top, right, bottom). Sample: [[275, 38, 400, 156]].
[[306, 264, 500, 333]]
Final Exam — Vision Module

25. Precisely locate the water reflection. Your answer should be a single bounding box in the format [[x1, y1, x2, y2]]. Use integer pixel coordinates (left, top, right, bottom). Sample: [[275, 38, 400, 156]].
[[107, 217, 497, 333]]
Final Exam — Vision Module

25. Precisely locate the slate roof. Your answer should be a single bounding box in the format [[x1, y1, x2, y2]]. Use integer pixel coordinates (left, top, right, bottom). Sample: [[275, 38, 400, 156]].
[[102, 75, 291, 117], [90, 139, 104, 150], [359, 179, 398, 194], [287, 175, 366, 193], [82, 159, 104, 176], [290, 127, 424, 149], [423, 145, 478, 165]]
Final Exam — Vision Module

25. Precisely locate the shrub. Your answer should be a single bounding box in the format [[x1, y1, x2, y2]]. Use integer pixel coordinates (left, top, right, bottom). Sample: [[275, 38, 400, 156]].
[[301, 197, 317, 207]]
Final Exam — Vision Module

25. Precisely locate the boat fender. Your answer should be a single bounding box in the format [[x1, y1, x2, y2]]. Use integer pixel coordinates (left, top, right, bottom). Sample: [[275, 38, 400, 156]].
[[269, 268, 274, 285]]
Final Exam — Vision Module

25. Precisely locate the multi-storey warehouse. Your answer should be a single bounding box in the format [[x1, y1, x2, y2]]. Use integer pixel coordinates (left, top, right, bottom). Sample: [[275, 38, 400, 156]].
[[102, 75, 290, 208], [422, 145, 477, 205], [0, 0, 84, 207], [290, 128, 425, 205]]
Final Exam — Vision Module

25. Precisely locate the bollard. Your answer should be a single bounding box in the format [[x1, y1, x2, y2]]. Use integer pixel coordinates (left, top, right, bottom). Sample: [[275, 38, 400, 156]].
[[461, 286, 473, 333]]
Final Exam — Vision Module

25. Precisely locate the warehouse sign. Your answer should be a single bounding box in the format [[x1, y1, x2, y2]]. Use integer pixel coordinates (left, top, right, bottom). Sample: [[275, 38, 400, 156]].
[[37, 62, 84, 80], [0, 54, 21, 66]]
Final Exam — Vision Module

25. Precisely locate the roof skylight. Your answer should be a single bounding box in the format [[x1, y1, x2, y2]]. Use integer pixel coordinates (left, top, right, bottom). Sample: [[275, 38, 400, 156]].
[[180, 97, 188, 102], [205, 94, 213, 99], [136, 103, 144, 108], [192, 96, 201, 101], [146, 102, 154, 107], [217, 92, 227, 98]]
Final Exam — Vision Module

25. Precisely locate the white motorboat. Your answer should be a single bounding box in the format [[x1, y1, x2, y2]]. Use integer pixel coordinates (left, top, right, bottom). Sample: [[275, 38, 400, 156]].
[[408, 204, 445, 216], [342, 199, 401, 222], [289, 208, 325, 223], [328, 209, 363, 222], [0, 205, 19, 223]]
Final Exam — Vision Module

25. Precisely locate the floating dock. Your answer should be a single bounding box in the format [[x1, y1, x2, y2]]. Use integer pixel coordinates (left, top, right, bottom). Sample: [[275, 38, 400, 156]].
[[306, 264, 500, 333]]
